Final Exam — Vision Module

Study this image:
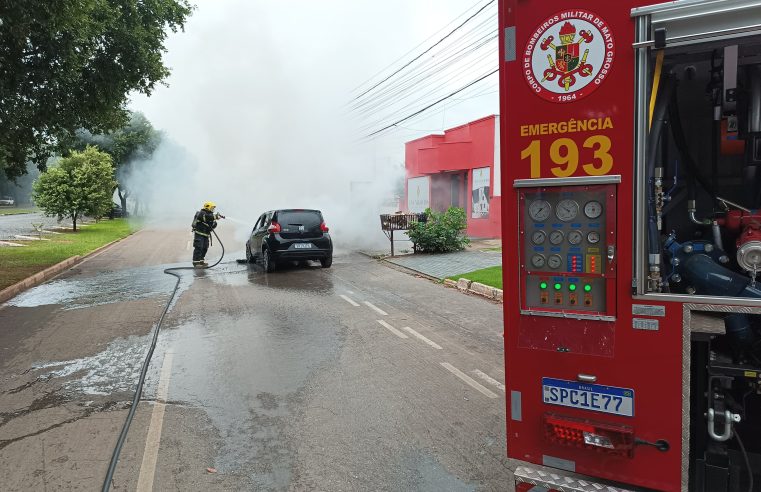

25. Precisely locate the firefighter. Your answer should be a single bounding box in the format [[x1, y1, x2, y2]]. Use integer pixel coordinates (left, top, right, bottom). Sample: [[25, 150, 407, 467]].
[[191, 201, 223, 267]]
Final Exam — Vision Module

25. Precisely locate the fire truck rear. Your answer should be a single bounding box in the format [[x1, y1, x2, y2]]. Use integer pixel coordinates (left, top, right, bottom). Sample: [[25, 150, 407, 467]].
[[498, 1, 761, 490]]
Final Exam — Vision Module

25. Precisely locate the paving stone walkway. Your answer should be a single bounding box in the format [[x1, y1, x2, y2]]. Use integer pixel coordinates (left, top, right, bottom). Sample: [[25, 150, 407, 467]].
[[385, 250, 502, 280]]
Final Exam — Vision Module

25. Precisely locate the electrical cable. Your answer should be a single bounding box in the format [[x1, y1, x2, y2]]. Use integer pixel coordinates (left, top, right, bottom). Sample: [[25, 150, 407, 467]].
[[362, 69, 498, 138], [101, 228, 224, 492], [734, 428, 754, 492], [351, 0, 495, 103]]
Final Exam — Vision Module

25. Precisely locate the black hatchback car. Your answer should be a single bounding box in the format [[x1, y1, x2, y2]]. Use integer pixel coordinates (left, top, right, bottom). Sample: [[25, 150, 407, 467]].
[[245, 209, 333, 272]]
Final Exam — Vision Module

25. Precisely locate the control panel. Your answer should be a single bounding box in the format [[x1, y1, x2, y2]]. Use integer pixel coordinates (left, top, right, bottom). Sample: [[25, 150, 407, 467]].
[[518, 183, 616, 317]]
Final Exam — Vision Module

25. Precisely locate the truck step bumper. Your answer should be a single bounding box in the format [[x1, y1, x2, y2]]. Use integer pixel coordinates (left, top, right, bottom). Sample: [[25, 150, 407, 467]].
[[515, 465, 638, 492]]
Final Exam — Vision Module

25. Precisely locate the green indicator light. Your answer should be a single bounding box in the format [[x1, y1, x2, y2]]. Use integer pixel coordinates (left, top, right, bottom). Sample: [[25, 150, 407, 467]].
[[569, 284, 577, 291], [554, 283, 562, 291], [539, 282, 548, 289], [584, 284, 592, 292]]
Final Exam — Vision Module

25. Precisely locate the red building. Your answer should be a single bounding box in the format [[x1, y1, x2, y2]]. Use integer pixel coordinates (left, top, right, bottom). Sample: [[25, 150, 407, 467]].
[[404, 115, 501, 238]]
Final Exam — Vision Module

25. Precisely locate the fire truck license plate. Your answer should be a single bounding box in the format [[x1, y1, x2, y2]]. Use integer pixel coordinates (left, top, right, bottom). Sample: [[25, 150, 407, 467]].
[[542, 378, 634, 417]]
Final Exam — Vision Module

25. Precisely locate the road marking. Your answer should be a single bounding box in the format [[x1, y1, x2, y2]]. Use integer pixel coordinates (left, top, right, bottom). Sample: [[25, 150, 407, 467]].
[[364, 301, 388, 316], [136, 352, 174, 492], [185, 240, 191, 251], [440, 362, 498, 399], [473, 370, 506, 392], [339, 294, 360, 307], [401, 327, 442, 349], [377, 320, 408, 339]]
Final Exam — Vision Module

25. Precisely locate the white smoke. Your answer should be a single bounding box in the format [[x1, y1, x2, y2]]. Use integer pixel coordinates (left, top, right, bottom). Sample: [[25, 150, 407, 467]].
[[126, 0, 487, 250]]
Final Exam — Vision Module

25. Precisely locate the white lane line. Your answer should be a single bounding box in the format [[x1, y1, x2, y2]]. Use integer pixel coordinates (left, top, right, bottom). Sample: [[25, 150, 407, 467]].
[[185, 240, 191, 251], [401, 327, 442, 350], [339, 294, 360, 307], [440, 362, 498, 399], [136, 352, 174, 492], [377, 320, 408, 339], [364, 301, 388, 316], [473, 370, 506, 392]]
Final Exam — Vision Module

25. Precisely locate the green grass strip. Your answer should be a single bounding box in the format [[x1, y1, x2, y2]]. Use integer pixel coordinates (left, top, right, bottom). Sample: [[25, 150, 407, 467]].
[[448, 265, 503, 290], [0, 219, 138, 291], [0, 207, 39, 216]]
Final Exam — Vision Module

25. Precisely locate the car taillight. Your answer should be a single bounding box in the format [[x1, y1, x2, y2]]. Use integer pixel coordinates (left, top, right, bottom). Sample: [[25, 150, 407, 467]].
[[268, 222, 281, 233], [320, 222, 329, 232], [544, 413, 635, 458]]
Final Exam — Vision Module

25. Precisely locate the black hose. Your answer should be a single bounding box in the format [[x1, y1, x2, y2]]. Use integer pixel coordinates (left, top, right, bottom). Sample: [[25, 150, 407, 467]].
[[101, 228, 224, 491], [647, 74, 676, 257]]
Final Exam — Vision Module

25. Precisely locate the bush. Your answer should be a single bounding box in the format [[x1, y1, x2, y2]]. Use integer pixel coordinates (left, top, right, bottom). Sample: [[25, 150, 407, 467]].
[[407, 207, 470, 253]]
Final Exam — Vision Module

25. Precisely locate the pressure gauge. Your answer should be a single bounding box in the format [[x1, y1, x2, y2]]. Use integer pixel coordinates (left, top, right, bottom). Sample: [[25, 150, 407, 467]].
[[555, 199, 579, 221], [587, 231, 601, 244], [584, 200, 603, 219], [549, 230, 565, 245], [547, 254, 563, 269], [531, 254, 546, 269], [531, 230, 546, 245], [568, 230, 583, 245], [528, 200, 552, 221]]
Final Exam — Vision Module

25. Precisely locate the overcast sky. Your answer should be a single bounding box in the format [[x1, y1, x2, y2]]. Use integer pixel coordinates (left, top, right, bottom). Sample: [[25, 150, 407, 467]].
[[129, 0, 499, 173], [127, 0, 498, 245]]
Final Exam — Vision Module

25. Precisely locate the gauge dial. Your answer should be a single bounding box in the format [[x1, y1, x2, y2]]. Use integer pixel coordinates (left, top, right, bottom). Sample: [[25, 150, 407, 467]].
[[568, 230, 583, 245], [555, 199, 580, 221], [547, 254, 563, 269], [549, 230, 565, 245], [584, 200, 603, 219], [531, 254, 546, 269], [587, 231, 601, 244], [528, 200, 552, 221], [531, 230, 546, 245]]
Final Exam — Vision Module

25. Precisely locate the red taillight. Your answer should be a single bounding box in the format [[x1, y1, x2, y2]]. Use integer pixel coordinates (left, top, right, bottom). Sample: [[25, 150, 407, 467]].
[[544, 413, 635, 458], [320, 222, 329, 232], [268, 222, 281, 233]]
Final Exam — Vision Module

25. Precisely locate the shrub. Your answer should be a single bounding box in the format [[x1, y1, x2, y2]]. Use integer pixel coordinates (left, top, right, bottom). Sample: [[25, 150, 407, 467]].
[[407, 207, 470, 253]]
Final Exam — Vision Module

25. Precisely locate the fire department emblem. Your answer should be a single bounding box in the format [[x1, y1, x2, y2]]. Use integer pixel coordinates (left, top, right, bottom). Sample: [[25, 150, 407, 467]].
[[523, 10, 615, 103]]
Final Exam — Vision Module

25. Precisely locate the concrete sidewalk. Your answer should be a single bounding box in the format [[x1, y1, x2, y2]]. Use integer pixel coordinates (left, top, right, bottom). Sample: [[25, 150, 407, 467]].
[[385, 249, 502, 280]]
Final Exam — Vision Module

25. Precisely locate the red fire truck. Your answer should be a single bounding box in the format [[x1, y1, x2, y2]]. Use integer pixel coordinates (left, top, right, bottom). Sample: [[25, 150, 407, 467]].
[[498, 1, 761, 490]]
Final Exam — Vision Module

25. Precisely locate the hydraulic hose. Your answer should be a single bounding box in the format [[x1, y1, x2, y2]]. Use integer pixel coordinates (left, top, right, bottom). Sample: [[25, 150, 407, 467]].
[[102, 228, 224, 492]]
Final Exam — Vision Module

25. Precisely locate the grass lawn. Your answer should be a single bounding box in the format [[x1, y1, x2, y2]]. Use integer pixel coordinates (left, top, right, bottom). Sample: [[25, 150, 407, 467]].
[[0, 207, 39, 216], [0, 219, 137, 291], [448, 265, 503, 290]]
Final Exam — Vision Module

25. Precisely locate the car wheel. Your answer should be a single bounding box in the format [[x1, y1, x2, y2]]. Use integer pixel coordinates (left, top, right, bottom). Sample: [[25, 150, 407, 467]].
[[320, 255, 332, 268], [263, 249, 276, 273]]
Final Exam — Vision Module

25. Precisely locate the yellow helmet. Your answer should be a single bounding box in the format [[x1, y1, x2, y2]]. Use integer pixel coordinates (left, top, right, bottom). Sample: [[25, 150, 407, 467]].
[[203, 201, 216, 210]]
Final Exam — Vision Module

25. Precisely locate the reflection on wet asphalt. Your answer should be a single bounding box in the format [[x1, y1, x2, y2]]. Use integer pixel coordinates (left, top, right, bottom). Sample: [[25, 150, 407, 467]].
[[6, 264, 181, 310], [156, 256, 342, 488]]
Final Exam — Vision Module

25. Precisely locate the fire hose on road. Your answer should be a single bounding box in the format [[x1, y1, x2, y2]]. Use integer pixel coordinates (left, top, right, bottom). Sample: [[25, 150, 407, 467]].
[[101, 228, 225, 492]]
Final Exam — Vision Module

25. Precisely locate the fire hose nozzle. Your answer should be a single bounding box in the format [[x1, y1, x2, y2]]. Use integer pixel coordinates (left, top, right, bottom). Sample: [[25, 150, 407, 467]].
[[215, 213, 226, 219]]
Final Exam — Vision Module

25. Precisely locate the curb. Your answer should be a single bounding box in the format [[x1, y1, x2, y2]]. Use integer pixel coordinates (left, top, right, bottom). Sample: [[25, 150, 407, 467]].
[[444, 277, 503, 303], [0, 234, 132, 305]]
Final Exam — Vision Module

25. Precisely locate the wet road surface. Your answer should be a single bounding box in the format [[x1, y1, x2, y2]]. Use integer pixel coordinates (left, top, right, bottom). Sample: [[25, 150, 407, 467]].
[[0, 227, 508, 491]]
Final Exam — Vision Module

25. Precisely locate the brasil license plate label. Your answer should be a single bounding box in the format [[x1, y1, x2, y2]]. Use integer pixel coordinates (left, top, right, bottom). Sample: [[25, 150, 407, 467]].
[[542, 377, 634, 417], [293, 243, 313, 249]]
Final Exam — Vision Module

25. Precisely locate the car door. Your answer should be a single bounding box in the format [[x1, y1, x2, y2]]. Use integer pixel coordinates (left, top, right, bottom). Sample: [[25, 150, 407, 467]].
[[248, 215, 263, 255], [251, 213, 267, 256]]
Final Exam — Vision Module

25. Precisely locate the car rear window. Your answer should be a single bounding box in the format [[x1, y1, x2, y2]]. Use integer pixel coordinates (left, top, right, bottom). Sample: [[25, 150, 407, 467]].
[[277, 210, 322, 228]]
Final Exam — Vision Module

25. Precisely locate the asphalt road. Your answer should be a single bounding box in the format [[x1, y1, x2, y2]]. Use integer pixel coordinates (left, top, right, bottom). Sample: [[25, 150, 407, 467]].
[[0, 212, 67, 241], [0, 226, 509, 491]]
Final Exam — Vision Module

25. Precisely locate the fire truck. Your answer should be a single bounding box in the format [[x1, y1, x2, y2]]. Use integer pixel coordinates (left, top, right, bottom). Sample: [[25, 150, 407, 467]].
[[498, 1, 761, 490]]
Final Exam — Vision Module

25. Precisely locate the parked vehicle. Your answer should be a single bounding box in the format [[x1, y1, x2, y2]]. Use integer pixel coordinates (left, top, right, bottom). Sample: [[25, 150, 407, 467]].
[[0, 196, 15, 206], [108, 203, 124, 219], [245, 209, 332, 272]]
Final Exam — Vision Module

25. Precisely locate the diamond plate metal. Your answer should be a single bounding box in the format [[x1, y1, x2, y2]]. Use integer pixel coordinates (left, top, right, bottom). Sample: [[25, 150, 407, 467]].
[[514, 465, 638, 492]]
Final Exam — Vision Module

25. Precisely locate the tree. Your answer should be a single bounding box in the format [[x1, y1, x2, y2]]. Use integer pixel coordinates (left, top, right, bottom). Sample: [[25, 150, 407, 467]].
[[73, 112, 162, 215], [0, 0, 192, 180], [33, 147, 116, 231]]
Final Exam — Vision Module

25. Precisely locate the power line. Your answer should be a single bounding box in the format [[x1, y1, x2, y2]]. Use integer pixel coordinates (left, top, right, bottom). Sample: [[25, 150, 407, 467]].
[[349, 0, 493, 95], [363, 69, 498, 138], [351, 0, 496, 103]]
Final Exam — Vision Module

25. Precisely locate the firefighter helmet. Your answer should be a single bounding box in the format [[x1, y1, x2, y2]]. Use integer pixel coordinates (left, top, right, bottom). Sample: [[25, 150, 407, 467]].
[[203, 201, 216, 211]]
